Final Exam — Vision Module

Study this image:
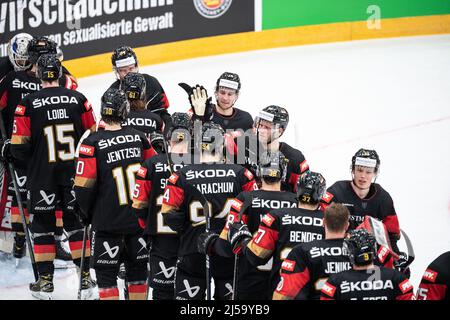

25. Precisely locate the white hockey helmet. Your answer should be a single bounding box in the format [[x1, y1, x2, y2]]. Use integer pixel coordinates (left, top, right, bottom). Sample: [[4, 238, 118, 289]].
[[7, 33, 33, 71]]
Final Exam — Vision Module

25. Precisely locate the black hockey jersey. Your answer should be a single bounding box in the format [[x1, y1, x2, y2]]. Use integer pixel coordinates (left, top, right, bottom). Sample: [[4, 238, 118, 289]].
[[0, 56, 13, 81], [132, 153, 187, 258], [74, 127, 153, 233], [10, 86, 96, 190], [241, 207, 324, 293], [220, 189, 297, 299], [211, 106, 253, 132], [321, 181, 400, 238], [321, 266, 415, 300], [162, 163, 257, 256], [122, 109, 163, 139], [417, 251, 450, 300], [274, 237, 396, 300]]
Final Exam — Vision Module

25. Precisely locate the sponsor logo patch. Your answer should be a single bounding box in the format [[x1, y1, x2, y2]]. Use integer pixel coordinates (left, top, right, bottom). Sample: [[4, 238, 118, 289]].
[[15, 105, 26, 115], [168, 173, 179, 184], [137, 167, 147, 178], [244, 169, 254, 180], [423, 269, 438, 283], [322, 282, 336, 297], [300, 160, 309, 173], [262, 214, 275, 227], [322, 192, 334, 203], [281, 259, 296, 272], [399, 279, 413, 294], [79, 144, 94, 156]]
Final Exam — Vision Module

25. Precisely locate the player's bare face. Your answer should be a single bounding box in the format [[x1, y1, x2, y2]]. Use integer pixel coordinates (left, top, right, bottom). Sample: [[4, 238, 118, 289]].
[[216, 88, 238, 111], [255, 120, 280, 143], [117, 64, 138, 80], [353, 166, 376, 189]]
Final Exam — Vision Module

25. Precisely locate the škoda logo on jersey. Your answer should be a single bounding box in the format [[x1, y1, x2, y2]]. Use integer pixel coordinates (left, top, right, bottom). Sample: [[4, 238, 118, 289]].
[[15, 105, 26, 116], [422, 269, 438, 283], [79, 145, 94, 156], [262, 214, 275, 227], [399, 279, 413, 294], [137, 167, 147, 178], [168, 173, 179, 184], [322, 282, 336, 297], [281, 259, 296, 272]]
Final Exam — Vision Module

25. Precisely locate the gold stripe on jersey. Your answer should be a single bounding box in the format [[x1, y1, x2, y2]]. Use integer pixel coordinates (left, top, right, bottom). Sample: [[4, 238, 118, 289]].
[[273, 291, 290, 300], [74, 176, 96, 188], [11, 135, 30, 145], [247, 241, 273, 259], [132, 199, 148, 209], [35, 253, 56, 262]]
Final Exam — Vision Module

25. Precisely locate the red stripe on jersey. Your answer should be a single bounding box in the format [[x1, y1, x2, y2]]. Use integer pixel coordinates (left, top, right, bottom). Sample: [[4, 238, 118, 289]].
[[242, 180, 257, 192], [81, 109, 96, 131], [396, 292, 415, 300], [160, 92, 169, 109], [55, 210, 63, 219], [144, 147, 156, 160], [133, 180, 152, 203], [0, 92, 7, 109], [276, 268, 311, 299], [12, 116, 31, 137], [289, 173, 299, 193], [77, 157, 97, 179], [253, 225, 278, 251], [69, 240, 90, 251], [417, 283, 447, 300], [128, 284, 147, 293], [163, 185, 184, 208], [422, 269, 438, 283], [99, 287, 119, 299], [34, 244, 56, 254], [382, 214, 400, 235]]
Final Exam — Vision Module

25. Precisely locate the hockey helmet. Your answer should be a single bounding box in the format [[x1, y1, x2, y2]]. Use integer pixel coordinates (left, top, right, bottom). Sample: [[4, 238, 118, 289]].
[[7, 33, 33, 71], [100, 88, 130, 123], [111, 46, 138, 69], [215, 72, 241, 92], [351, 148, 380, 173], [122, 72, 146, 101], [255, 105, 289, 132], [28, 37, 57, 64], [36, 54, 62, 81], [297, 171, 326, 204], [167, 112, 193, 142], [344, 229, 377, 266], [257, 151, 288, 183], [150, 132, 165, 154], [197, 122, 225, 154]]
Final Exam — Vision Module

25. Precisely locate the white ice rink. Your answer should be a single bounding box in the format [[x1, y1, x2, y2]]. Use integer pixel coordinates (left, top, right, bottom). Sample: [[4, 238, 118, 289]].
[[1, 34, 449, 299]]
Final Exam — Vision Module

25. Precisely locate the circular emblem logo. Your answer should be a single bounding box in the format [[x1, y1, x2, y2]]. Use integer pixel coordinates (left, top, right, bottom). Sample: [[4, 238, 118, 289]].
[[193, 0, 233, 19]]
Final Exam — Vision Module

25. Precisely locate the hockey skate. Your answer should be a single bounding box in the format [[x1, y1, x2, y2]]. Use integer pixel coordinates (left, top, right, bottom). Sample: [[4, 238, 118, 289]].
[[29, 274, 54, 300], [80, 271, 98, 300]]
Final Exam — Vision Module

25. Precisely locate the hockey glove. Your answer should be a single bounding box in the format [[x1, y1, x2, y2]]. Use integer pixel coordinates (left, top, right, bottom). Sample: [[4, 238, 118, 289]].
[[178, 83, 213, 120], [228, 222, 252, 255], [0, 138, 12, 163], [394, 251, 414, 279], [197, 232, 219, 255]]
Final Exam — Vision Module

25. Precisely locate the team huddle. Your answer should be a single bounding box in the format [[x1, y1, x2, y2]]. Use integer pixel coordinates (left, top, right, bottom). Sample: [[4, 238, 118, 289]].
[[0, 33, 448, 301]]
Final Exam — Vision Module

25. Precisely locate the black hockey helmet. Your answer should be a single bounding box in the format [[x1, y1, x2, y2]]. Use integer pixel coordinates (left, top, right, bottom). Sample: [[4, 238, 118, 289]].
[[36, 54, 62, 81], [167, 112, 193, 142], [255, 105, 289, 132], [297, 171, 326, 204], [150, 132, 165, 154], [257, 151, 288, 183], [122, 72, 146, 101], [100, 88, 130, 123], [351, 148, 380, 173], [111, 46, 138, 69], [197, 122, 225, 154], [215, 72, 241, 92], [28, 36, 57, 64], [344, 229, 377, 266]]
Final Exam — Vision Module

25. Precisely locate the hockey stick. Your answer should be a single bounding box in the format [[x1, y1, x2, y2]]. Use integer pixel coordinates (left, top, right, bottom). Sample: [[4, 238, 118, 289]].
[[187, 184, 212, 300], [231, 194, 253, 301], [0, 116, 38, 281], [77, 225, 88, 300]]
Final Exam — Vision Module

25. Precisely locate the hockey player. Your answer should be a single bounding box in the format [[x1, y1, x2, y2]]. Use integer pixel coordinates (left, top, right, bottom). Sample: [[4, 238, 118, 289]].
[[417, 251, 450, 300], [74, 88, 153, 300], [228, 170, 326, 296], [132, 112, 192, 300], [219, 151, 297, 300], [1, 33, 33, 80], [121, 72, 164, 138], [320, 229, 415, 300], [161, 121, 257, 300], [8, 54, 96, 299], [0, 36, 77, 262], [109, 46, 170, 126], [320, 148, 401, 254], [273, 203, 352, 300]]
